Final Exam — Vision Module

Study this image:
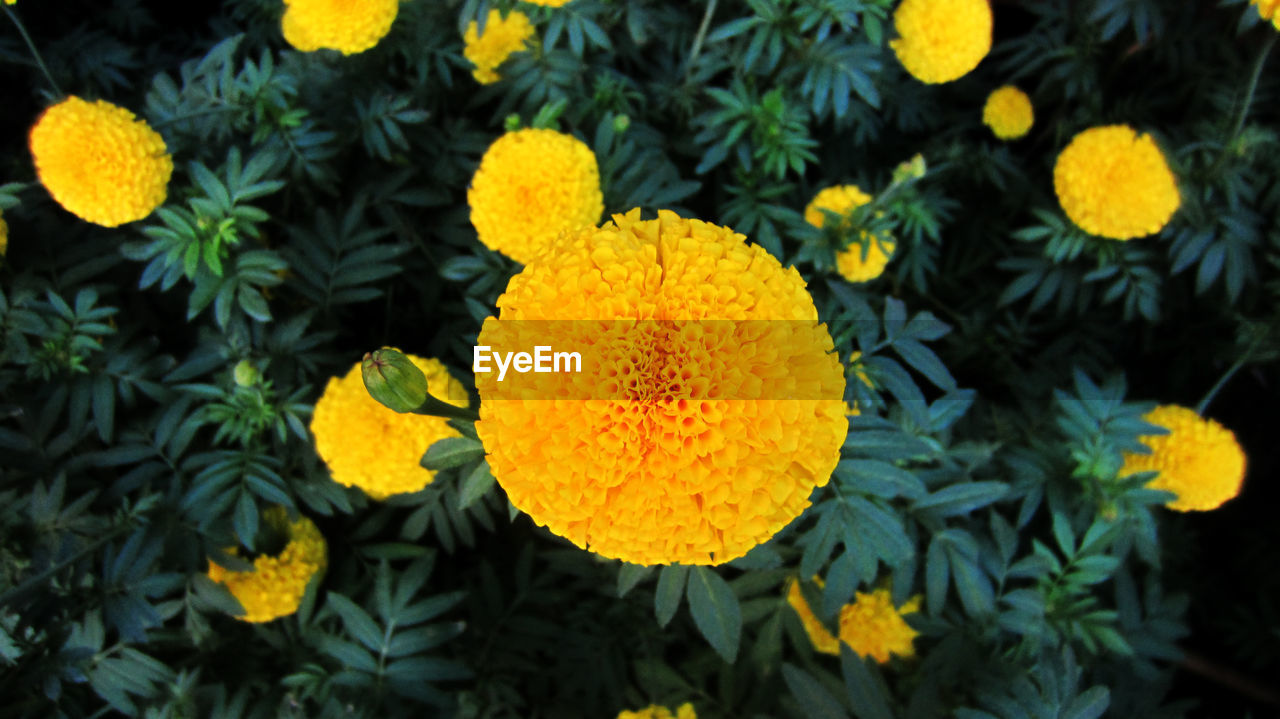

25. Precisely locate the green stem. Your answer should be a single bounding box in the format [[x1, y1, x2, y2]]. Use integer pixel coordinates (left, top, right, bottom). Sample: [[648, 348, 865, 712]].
[[411, 394, 480, 422], [1195, 355, 1247, 415], [1208, 32, 1276, 176], [685, 0, 718, 78], [0, 526, 129, 608], [3, 5, 63, 97]]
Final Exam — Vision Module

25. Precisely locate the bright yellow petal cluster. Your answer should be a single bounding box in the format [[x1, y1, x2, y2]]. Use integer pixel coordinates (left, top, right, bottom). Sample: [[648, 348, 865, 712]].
[[617, 703, 696, 719], [29, 96, 172, 228], [839, 589, 921, 663], [891, 0, 992, 84], [469, 128, 603, 265], [206, 506, 327, 623], [476, 209, 846, 566], [1253, 0, 1280, 30], [805, 185, 896, 283], [523, 0, 574, 5], [464, 10, 535, 84], [311, 355, 469, 500], [281, 0, 399, 55], [982, 86, 1034, 140], [1119, 405, 1246, 512], [787, 578, 840, 655], [1053, 125, 1180, 240]]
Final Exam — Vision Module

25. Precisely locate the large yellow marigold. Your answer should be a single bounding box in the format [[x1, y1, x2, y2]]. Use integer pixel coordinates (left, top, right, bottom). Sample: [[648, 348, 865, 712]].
[[805, 184, 896, 283], [617, 704, 696, 719], [469, 128, 603, 265], [206, 506, 327, 623], [1119, 405, 1246, 512], [891, 0, 992, 84], [476, 209, 846, 566], [464, 10, 535, 84], [281, 0, 399, 55], [29, 96, 172, 228], [1253, 0, 1280, 30], [982, 86, 1034, 140], [1053, 125, 1181, 240], [311, 355, 469, 500]]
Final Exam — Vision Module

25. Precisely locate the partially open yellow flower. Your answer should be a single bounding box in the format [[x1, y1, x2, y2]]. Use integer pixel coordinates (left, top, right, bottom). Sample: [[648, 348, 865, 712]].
[[891, 0, 992, 84], [469, 128, 603, 265], [1053, 125, 1180, 240], [805, 185, 896, 283], [617, 704, 696, 719], [982, 86, 1034, 140], [29, 96, 172, 228], [1252, 0, 1280, 30], [310, 355, 469, 500], [206, 506, 327, 623], [281, 0, 399, 55], [1119, 404, 1247, 512], [463, 10, 535, 84], [476, 209, 846, 566]]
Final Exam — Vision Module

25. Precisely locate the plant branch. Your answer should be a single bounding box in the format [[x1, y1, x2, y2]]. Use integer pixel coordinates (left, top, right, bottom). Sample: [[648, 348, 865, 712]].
[[3, 5, 62, 97]]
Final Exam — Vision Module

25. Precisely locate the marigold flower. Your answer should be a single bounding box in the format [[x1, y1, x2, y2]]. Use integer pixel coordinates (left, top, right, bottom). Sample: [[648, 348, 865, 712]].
[[0, 212, 7, 258], [787, 578, 840, 655], [468, 128, 603, 265], [206, 506, 327, 623], [891, 0, 992, 84], [982, 86, 1034, 140], [464, 10, 535, 84], [1119, 404, 1246, 511], [1253, 0, 1280, 30], [523, 0, 574, 5], [617, 704, 697, 719], [805, 185, 896, 283], [476, 209, 846, 566], [839, 588, 921, 663], [28, 96, 172, 228], [1053, 125, 1180, 240], [281, 0, 398, 55], [311, 354, 469, 500]]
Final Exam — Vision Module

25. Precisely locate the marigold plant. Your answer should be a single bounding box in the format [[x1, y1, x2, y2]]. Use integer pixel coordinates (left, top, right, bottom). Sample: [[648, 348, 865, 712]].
[[982, 86, 1034, 140], [1053, 124, 1181, 240], [890, 0, 993, 84], [206, 506, 328, 623], [805, 184, 896, 282], [281, 0, 399, 55], [463, 9, 535, 84], [1120, 405, 1247, 511]]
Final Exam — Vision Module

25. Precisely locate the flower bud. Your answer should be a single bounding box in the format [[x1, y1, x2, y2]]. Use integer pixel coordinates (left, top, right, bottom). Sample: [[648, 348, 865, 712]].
[[362, 349, 429, 413], [233, 359, 260, 387]]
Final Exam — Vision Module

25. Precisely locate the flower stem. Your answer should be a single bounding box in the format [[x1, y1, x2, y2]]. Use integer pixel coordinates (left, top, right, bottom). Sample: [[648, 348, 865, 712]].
[[685, 0, 718, 78], [1209, 31, 1276, 176], [3, 5, 63, 97], [1195, 355, 1246, 415]]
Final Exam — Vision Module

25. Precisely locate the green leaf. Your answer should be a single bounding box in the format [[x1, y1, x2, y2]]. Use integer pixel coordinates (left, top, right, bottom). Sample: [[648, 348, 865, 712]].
[[685, 566, 741, 663], [456, 461, 495, 510], [840, 647, 894, 719], [654, 564, 689, 628], [327, 593, 385, 652], [781, 664, 849, 719], [617, 563, 654, 598], [1061, 686, 1110, 719], [420, 437, 486, 471]]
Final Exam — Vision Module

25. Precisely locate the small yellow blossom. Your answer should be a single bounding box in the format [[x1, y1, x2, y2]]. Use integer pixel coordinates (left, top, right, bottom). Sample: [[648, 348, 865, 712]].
[[464, 10, 535, 84], [982, 86, 1034, 140], [838, 588, 921, 663], [281, 0, 399, 55], [523, 0, 574, 5], [29, 96, 172, 228], [1053, 125, 1180, 240], [891, 0, 992, 84], [617, 703, 697, 719], [1119, 405, 1247, 512], [805, 185, 896, 283], [1252, 0, 1280, 30], [206, 506, 327, 623], [468, 128, 603, 265], [310, 354, 469, 500]]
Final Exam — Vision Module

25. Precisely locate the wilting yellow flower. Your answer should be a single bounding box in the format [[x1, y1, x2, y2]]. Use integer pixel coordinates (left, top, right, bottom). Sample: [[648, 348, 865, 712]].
[[28, 96, 172, 228], [982, 86, 1034, 140], [617, 704, 696, 719], [839, 588, 921, 663], [469, 128, 603, 265], [891, 0, 992, 84], [787, 578, 840, 655], [476, 209, 846, 566], [281, 0, 399, 55], [805, 185, 896, 283], [1053, 125, 1180, 240], [1120, 404, 1246, 511], [1252, 0, 1280, 30], [464, 10, 535, 84], [206, 506, 327, 623], [311, 355, 469, 500]]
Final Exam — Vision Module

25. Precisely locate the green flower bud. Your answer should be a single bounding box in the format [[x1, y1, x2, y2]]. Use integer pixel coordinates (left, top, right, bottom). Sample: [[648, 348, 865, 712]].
[[233, 359, 260, 387], [362, 349, 429, 413]]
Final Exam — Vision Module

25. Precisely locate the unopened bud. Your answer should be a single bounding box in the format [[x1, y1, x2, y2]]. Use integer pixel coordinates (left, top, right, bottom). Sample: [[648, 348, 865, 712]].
[[362, 349, 429, 413], [233, 359, 260, 387], [893, 153, 927, 183], [613, 114, 631, 133]]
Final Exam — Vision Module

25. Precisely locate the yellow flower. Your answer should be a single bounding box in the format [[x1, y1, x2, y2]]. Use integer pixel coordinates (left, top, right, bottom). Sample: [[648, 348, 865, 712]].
[[281, 0, 399, 55], [476, 209, 846, 566], [0, 212, 7, 258], [1252, 0, 1280, 30], [1119, 404, 1246, 512], [891, 0, 992, 84], [468, 128, 604, 265], [464, 10, 535, 84], [28, 96, 172, 228], [838, 588, 921, 663], [206, 506, 327, 623], [617, 704, 697, 719], [1053, 125, 1180, 241], [524, 0, 574, 5], [310, 354, 469, 500], [982, 85, 1034, 140], [805, 185, 896, 283], [787, 577, 841, 655]]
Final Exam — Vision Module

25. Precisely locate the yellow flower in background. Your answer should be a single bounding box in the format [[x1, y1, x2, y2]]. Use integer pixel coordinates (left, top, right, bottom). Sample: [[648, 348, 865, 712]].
[[891, 0, 992, 84], [838, 588, 921, 663], [1119, 404, 1246, 511], [206, 506, 327, 623], [0, 212, 8, 258], [464, 10, 535, 84], [1053, 125, 1180, 240], [523, 0, 574, 6], [805, 184, 896, 283], [281, 0, 399, 55], [786, 578, 840, 655], [982, 86, 1034, 140], [617, 703, 697, 719], [477, 209, 846, 566], [28, 96, 172, 228], [1252, 0, 1280, 30], [468, 128, 603, 265], [310, 354, 469, 500]]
